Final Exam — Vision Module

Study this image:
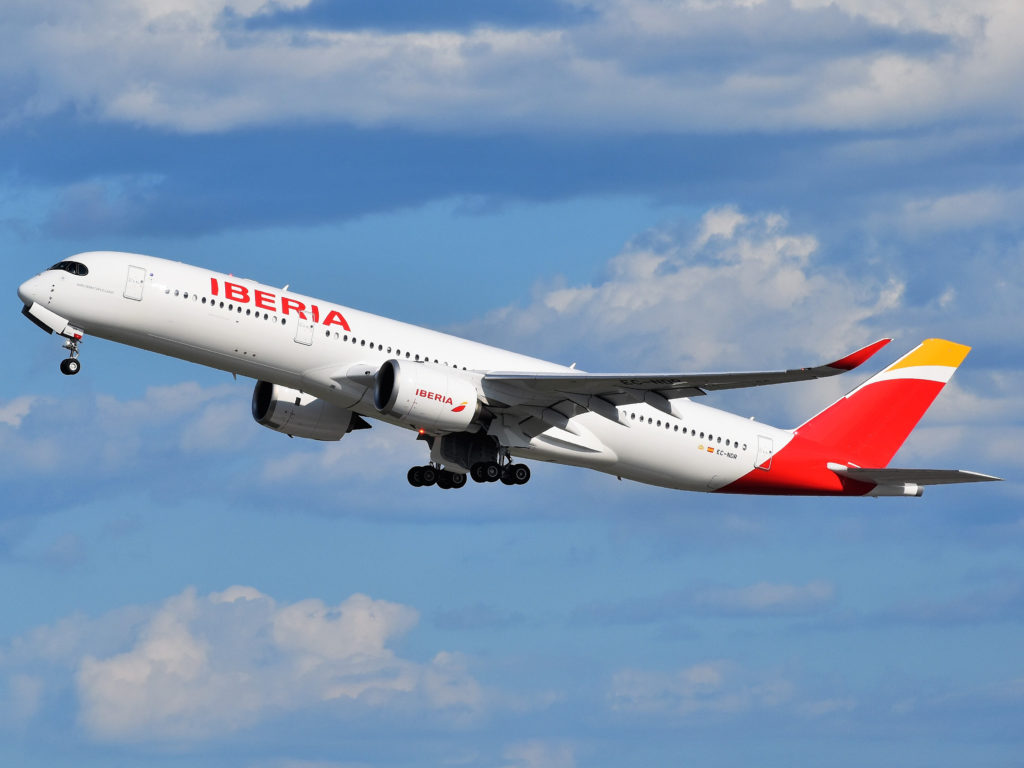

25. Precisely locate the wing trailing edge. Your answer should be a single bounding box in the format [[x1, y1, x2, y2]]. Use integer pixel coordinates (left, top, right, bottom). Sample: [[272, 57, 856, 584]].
[[482, 338, 892, 406]]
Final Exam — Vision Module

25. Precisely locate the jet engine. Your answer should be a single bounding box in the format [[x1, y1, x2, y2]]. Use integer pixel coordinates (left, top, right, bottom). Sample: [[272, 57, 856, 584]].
[[252, 381, 367, 440], [374, 359, 480, 434]]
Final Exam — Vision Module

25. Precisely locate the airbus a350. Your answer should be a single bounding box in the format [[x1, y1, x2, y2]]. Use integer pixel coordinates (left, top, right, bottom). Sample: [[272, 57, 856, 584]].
[[18, 252, 1000, 496]]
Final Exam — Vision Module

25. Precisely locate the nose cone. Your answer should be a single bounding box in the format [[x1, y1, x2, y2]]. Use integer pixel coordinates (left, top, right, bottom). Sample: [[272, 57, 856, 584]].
[[18, 275, 43, 306]]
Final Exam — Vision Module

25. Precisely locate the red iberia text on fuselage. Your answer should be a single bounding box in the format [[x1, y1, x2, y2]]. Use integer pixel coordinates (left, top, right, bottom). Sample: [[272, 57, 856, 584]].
[[210, 277, 351, 331]]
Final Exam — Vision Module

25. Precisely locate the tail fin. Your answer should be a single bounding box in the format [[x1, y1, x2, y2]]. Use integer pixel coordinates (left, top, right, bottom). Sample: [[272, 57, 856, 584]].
[[795, 339, 970, 468]]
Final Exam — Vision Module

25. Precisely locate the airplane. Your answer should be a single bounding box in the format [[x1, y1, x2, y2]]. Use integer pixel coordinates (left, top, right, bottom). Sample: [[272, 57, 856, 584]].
[[17, 251, 1000, 496]]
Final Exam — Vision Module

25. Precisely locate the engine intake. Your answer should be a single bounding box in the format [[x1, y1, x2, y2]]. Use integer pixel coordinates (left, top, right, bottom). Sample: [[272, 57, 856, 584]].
[[374, 359, 479, 434], [252, 381, 363, 441]]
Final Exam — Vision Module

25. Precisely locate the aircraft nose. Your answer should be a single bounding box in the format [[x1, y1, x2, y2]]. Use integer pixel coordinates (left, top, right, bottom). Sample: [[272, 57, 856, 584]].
[[18, 275, 42, 306]]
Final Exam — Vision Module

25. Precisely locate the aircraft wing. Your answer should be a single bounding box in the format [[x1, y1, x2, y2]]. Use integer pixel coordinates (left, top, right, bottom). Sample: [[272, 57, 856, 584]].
[[482, 338, 892, 407], [829, 466, 1002, 486]]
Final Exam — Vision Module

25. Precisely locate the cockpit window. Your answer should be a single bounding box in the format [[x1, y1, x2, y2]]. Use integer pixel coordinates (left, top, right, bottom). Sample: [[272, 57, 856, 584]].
[[48, 260, 89, 276]]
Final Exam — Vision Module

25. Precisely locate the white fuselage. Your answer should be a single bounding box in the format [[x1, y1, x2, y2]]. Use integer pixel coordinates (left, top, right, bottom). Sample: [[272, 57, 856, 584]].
[[18, 252, 793, 491]]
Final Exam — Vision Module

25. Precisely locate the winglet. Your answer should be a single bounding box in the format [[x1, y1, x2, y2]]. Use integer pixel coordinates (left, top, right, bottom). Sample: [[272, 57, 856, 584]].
[[826, 338, 892, 371]]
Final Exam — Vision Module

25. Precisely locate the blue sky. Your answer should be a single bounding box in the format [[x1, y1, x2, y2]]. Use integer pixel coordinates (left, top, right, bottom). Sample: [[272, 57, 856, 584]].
[[2, 1, 1022, 766]]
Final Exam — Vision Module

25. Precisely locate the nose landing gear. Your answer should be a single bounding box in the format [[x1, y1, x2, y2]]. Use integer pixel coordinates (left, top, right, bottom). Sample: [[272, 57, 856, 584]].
[[59, 337, 82, 376]]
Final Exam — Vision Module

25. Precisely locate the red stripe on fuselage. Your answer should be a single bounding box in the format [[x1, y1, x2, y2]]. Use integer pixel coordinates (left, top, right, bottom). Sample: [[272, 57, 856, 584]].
[[720, 435, 876, 496], [719, 378, 946, 496]]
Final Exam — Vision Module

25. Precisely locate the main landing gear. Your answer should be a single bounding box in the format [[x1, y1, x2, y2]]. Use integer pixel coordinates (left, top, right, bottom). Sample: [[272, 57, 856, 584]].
[[405, 458, 531, 489], [407, 465, 468, 489], [59, 337, 82, 376], [470, 460, 531, 486]]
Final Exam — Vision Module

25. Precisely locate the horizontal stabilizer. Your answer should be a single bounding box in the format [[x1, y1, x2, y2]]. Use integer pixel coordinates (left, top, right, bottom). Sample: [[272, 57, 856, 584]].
[[828, 464, 1002, 486]]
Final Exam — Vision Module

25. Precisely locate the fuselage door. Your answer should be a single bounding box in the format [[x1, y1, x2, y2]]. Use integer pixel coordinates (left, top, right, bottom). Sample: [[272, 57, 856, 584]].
[[294, 317, 314, 346], [123, 266, 146, 301], [755, 435, 773, 470]]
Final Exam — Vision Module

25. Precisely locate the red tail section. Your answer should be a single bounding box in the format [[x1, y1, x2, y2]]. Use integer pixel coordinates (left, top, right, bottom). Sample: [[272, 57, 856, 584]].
[[795, 339, 970, 468], [721, 339, 971, 495]]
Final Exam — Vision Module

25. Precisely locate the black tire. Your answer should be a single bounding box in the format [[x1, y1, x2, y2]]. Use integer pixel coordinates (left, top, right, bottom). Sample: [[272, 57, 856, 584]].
[[470, 463, 487, 483], [60, 358, 80, 376], [512, 464, 531, 485], [500, 465, 516, 485], [483, 462, 501, 482], [436, 471, 453, 490], [421, 466, 437, 486], [449, 472, 467, 489], [408, 467, 424, 487]]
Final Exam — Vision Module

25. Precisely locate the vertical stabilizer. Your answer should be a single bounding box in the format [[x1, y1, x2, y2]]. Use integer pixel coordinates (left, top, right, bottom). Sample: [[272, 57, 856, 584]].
[[795, 339, 970, 468]]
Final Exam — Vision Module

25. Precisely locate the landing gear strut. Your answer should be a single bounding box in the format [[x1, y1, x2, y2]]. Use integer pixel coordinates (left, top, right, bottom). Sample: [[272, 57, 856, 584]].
[[59, 337, 81, 376]]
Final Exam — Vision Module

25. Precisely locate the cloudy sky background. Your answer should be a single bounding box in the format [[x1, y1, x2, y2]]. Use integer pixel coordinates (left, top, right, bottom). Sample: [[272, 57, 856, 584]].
[[2, 1, 1022, 766]]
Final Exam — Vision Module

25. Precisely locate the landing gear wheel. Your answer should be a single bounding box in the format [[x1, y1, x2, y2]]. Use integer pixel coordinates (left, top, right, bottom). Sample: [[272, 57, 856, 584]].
[[420, 466, 437, 487], [59, 358, 81, 376], [483, 461, 501, 483], [408, 466, 424, 487], [436, 471, 453, 490], [449, 472, 467, 489], [511, 464, 531, 485], [500, 465, 517, 485], [470, 463, 488, 483]]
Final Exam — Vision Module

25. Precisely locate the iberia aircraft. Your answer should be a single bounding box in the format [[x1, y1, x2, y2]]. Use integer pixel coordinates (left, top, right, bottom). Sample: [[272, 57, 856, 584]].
[[18, 252, 1000, 496]]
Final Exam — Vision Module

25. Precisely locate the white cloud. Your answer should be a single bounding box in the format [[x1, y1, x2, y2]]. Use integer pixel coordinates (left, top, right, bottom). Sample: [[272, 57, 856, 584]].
[[0, 586, 481, 742], [609, 660, 794, 716], [2, 0, 1023, 134], [258, 425, 423, 486], [0, 381, 250, 485], [501, 740, 576, 768], [693, 580, 835, 615], [899, 186, 1024, 234], [0, 396, 36, 428], [464, 206, 901, 372]]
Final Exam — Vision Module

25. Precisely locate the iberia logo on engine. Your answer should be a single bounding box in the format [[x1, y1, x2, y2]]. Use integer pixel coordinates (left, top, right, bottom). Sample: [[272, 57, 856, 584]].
[[415, 389, 454, 406]]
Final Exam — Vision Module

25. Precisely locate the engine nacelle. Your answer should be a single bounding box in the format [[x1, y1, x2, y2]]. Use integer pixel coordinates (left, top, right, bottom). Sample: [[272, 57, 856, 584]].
[[374, 359, 480, 434], [252, 381, 359, 441]]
